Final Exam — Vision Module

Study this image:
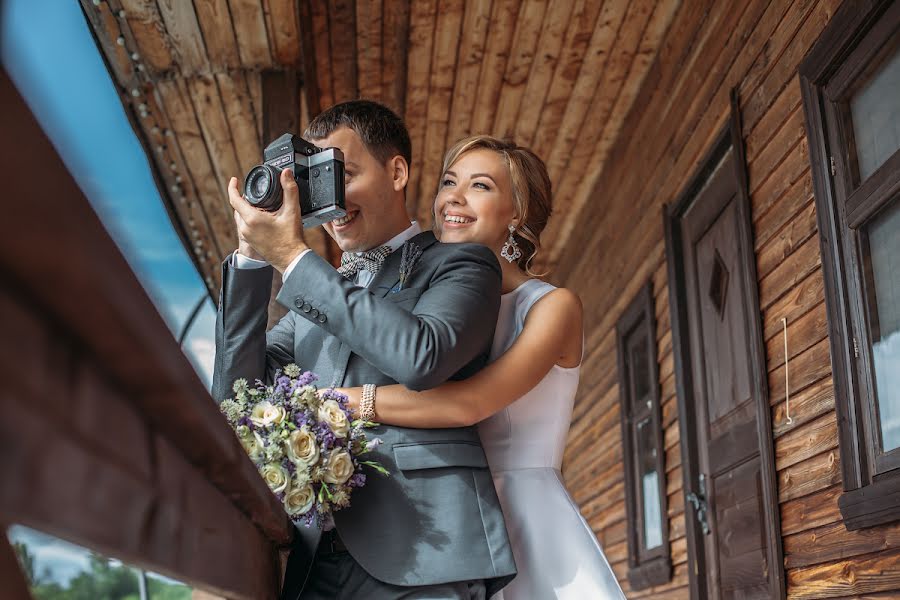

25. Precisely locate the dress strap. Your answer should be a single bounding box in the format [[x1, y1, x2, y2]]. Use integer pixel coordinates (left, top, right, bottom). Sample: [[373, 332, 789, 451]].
[[517, 280, 585, 367], [516, 280, 558, 322], [512, 281, 556, 339]]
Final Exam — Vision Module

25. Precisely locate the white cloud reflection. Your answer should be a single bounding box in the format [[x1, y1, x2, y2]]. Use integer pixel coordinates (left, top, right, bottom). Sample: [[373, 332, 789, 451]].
[[8, 526, 91, 586]]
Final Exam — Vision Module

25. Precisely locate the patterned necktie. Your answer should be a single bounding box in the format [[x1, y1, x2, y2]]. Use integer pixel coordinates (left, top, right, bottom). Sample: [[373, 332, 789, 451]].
[[337, 245, 393, 279]]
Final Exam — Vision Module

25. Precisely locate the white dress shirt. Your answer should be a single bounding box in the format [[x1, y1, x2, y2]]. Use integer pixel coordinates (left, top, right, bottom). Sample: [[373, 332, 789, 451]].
[[232, 221, 422, 288]]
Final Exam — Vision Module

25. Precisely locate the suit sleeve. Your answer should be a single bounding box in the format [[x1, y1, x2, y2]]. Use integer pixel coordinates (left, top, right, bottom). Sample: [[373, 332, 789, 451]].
[[211, 258, 295, 402], [276, 244, 501, 391]]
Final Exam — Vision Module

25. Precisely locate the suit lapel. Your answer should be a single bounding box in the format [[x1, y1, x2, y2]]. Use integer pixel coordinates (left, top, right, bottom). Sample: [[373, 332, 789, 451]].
[[370, 249, 403, 299], [370, 231, 438, 298], [334, 231, 438, 385]]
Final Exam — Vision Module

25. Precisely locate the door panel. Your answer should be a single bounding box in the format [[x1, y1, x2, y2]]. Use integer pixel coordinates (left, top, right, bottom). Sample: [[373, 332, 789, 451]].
[[694, 199, 752, 431], [672, 143, 782, 599]]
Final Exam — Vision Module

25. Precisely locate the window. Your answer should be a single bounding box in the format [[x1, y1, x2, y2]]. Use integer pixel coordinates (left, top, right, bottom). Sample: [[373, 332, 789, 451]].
[[616, 282, 671, 588], [1, 0, 217, 388], [800, 0, 900, 530], [7, 525, 193, 599]]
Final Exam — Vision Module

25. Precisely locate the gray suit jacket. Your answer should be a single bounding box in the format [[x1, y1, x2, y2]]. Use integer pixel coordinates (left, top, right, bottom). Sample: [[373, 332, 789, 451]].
[[212, 231, 516, 597]]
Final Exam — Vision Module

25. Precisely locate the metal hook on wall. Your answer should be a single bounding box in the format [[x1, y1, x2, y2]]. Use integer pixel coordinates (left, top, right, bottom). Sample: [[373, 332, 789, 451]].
[[782, 317, 793, 426]]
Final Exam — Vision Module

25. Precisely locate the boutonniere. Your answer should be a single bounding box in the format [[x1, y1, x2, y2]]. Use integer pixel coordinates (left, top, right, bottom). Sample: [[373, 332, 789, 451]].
[[397, 242, 423, 291]]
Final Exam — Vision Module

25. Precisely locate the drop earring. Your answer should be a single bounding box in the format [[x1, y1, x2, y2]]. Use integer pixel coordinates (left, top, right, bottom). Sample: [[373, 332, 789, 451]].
[[500, 224, 522, 263]]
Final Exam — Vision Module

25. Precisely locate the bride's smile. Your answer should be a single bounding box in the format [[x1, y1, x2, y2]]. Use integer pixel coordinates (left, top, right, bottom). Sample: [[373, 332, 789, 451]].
[[434, 148, 516, 250]]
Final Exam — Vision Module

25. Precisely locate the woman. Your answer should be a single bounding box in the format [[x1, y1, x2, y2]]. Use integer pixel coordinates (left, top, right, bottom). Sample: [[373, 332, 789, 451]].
[[337, 136, 625, 599]]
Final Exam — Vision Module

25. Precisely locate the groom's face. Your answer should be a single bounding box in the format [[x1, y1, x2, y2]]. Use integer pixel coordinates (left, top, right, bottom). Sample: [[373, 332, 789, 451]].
[[313, 126, 408, 253]]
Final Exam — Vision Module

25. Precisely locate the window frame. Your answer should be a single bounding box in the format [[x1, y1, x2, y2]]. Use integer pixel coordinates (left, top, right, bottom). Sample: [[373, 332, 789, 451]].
[[799, 0, 900, 530], [616, 282, 672, 589]]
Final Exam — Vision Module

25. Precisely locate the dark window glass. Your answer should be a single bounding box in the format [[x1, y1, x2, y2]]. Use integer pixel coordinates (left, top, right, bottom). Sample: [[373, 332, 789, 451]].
[[864, 198, 900, 451], [616, 282, 671, 588], [632, 337, 651, 402], [850, 44, 900, 180]]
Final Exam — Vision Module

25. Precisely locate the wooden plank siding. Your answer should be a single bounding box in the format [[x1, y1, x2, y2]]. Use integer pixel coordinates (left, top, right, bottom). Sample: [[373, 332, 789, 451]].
[[82, 0, 684, 298], [80, 0, 338, 301], [558, 0, 900, 598]]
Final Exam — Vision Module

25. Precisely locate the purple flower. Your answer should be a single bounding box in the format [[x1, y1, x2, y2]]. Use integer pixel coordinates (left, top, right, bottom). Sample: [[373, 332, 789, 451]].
[[275, 375, 292, 396], [315, 422, 337, 450], [295, 371, 318, 388], [294, 411, 311, 428], [321, 387, 348, 403], [349, 473, 367, 488]]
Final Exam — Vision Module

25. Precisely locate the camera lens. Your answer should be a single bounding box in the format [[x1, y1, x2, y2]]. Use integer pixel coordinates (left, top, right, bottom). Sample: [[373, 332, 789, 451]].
[[252, 171, 269, 196], [243, 164, 282, 211]]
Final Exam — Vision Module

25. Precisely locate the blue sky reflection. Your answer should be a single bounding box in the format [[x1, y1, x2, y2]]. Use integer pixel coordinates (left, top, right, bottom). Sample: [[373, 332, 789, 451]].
[[1, 0, 215, 387]]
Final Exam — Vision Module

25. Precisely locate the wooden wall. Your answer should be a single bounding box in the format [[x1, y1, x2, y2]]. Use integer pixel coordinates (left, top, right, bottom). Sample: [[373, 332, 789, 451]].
[[559, 0, 900, 598]]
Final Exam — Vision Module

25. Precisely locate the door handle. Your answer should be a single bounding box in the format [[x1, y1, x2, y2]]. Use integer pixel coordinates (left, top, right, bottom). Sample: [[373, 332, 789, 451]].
[[686, 473, 711, 535]]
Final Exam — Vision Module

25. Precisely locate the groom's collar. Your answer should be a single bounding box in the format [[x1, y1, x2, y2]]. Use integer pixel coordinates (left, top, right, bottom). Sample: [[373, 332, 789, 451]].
[[353, 222, 422, 255], [383, 221, 422, 252]]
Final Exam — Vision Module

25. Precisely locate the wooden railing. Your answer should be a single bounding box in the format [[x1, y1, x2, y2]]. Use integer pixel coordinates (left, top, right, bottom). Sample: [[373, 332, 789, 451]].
[[0, 66, 293, 599]]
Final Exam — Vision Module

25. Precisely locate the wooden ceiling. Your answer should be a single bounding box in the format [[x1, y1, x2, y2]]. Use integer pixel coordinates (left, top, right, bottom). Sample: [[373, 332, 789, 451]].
[[81, 0, 679, 292]]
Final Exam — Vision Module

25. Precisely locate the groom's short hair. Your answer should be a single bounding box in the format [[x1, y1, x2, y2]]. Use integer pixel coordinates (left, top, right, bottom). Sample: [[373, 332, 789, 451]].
[[305, 100, 412, 168]]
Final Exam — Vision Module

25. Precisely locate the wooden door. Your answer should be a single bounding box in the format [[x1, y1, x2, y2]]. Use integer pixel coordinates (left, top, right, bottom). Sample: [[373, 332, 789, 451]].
[[665, 100, 784, 600]]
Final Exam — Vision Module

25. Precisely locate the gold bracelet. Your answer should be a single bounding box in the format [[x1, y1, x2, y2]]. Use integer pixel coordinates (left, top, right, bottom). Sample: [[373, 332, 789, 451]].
[[360, 384, 377, 421]]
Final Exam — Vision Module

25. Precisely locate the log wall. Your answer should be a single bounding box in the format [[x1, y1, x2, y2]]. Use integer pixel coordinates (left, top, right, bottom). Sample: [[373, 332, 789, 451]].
[[559, 0, 900, 598]]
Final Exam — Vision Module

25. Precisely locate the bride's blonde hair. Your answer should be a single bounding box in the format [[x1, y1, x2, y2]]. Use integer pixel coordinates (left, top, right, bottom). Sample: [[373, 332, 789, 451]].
[[437, 135, 553, 276]]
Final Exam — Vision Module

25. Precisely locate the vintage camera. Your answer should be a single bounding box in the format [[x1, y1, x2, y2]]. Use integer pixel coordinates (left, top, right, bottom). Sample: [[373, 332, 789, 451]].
[[242, 133, 346, 228]]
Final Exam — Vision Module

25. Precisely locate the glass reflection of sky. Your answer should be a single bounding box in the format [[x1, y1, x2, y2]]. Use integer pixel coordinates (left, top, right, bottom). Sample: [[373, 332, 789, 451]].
[[0, 0, 215, 386], [8, 526, 91, 587], [868, 199, 900, 453], [874, 329, 900, 452], [7, 525, 190, 592]]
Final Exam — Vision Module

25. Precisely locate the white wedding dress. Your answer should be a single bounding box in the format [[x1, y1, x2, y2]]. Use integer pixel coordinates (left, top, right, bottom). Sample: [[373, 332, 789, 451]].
[[478, 279, 625, 600]]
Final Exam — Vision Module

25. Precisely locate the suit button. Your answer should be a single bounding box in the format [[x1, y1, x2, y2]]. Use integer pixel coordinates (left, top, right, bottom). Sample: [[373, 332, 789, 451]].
[[301, 303, 312, 313], [310, 308, 319, 318], [294, 297, 304, 309], [317, 313, 327, 323]]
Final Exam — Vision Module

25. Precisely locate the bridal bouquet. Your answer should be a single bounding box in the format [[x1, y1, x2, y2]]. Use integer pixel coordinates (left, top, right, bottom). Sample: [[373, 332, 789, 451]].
[[219, 364, 387, 527]]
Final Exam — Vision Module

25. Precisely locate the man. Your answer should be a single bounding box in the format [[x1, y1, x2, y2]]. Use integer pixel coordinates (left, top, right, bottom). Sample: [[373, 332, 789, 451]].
[[212, 100, 516, 600]]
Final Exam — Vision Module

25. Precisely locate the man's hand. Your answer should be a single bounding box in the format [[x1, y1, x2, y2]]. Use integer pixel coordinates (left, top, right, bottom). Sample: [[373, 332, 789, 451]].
[[228, 169, 309, 273]]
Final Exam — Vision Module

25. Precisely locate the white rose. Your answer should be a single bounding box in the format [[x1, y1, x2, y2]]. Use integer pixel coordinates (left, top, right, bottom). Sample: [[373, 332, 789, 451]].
[[322, 449, 354, 485], [239, 430, 264, 462], [318, 399, 350, 438], [285, 427, 320, 467], [284, 482, 315, 516], [261, 463, 290, 494], [250, 401, 287, 427]]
